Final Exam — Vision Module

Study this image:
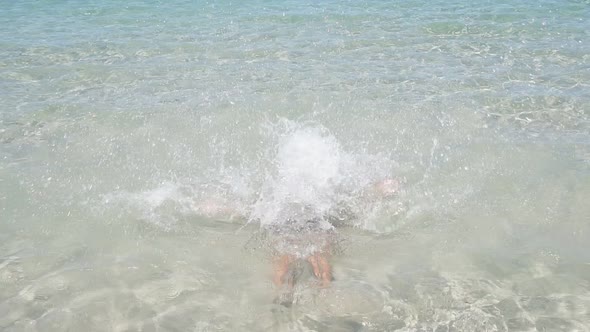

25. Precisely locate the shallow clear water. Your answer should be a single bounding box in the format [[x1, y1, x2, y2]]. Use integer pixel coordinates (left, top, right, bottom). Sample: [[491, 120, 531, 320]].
[[1, 0, 589, 331]]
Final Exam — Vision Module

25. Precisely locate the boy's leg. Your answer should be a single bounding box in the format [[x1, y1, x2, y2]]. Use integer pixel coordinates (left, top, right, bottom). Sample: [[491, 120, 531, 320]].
[[308, 252, 332, 287], [273, 254, 295, 287]]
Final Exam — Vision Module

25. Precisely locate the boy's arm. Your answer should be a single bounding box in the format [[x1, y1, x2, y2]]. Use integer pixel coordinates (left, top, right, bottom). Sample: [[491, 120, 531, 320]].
[[191, 198, 245, 220]]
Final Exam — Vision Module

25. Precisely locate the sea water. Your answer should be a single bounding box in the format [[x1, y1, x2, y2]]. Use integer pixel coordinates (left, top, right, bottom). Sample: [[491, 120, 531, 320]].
[[1, 0, 589, 331]]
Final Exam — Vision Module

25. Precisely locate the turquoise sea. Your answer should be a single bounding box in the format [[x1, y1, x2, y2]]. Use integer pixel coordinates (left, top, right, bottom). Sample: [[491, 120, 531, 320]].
[[1, 0, 589, 331]]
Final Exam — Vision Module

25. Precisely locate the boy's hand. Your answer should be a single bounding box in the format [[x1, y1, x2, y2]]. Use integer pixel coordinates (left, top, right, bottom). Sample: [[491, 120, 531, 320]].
[[373, 178, 400, 197]]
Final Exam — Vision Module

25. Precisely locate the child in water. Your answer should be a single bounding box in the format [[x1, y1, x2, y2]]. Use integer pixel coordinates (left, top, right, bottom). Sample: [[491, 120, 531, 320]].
[[194, 178, 400, 298]]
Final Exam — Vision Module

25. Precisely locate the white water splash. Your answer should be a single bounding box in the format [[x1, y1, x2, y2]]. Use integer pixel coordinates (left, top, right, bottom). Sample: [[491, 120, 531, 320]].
[[250, 125, 346, 229]]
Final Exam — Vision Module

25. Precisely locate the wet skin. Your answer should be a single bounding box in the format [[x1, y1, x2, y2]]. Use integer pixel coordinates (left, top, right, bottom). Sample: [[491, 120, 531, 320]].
[[273, 251, 332, 289]]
